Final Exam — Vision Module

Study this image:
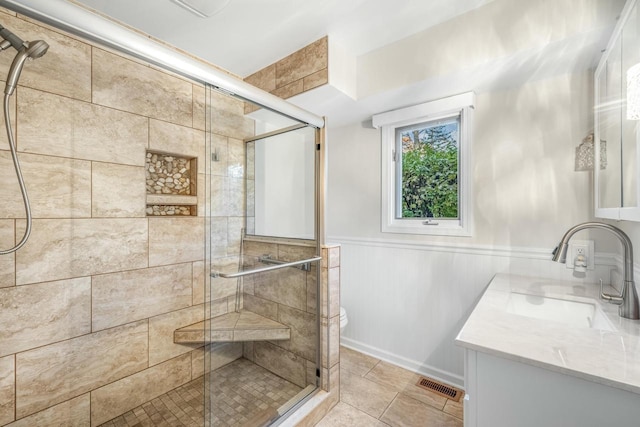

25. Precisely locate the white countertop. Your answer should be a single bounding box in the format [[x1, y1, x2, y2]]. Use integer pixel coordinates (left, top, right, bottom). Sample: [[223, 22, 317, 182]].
[[456, 273, 640, 394]]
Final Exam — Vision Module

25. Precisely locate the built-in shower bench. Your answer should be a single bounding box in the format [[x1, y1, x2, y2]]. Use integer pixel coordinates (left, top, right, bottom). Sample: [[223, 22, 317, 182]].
[[174, 310, 290, 344]]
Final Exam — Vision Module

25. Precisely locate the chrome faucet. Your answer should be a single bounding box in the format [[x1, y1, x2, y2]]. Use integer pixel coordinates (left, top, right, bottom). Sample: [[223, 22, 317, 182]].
[[552, 222, 640, 320]]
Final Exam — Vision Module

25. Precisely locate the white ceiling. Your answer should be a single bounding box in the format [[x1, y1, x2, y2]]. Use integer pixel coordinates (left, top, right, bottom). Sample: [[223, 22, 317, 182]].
[[73, 0, 494, 77], [71, 0, 621, 128]]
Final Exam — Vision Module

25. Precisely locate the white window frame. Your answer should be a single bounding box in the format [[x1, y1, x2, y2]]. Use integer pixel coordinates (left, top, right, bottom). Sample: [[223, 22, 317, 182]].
[[373, 92, 474, 236]]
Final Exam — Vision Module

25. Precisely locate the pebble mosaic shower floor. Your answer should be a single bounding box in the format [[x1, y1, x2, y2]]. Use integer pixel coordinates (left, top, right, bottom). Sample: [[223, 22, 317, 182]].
[[98, 358, 302, 427]]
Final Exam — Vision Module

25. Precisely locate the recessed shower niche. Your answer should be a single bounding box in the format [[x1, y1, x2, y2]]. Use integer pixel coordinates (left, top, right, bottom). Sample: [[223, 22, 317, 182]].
[[145, 151, 197, 216]]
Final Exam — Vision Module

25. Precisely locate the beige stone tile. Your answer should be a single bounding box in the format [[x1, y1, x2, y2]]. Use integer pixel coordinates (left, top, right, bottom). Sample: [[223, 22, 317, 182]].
[[365, 361, 447, 410], [197, 172, 206, 217], [92, 264, 193, 331], [17, 87, 148, 166], [0, 15, 91, 101], [210, 176, 244, 217], [211, 133, 229, 177], [245, 64, 277, 92], [275, 305, 317, 361], [208, 89, 254, 139], [194, 342, 243, 376], [227, 137, 245, 179], [272, 79, 304, 99], [16, 320, 148, 418], [0, 355, 14, 425], [93, 48, 193, 127], [0, 7, 16, 16], [211, 217, 228, 257], [0, 278, 90, 357], [328, 245, 340, 268], [149, 119, 205, 174], [0, 220, 14, 287], [277, 243, 316, 262], [255, 268, 307, 310], [227, 217, 244, 255], [90, 354, 191, 426], [148, 217, 204, 266], [339, 369, 396, 419], [381, 393, 462, 427], [211, 276, 237, 301], [0, 95, 15, 151], [228, 177, 245, 217], [340, 346, 380, 377], [15, 218, 148, 285], [444, 398, 464, 420], [307, 269, 318, 314], [0, 152, 91, 219], [243, 293, 278, 321], [192, 260, 206, 305], [149, 305, 204, 366], [328, 315, 340, 368], [192, 84, 206, 131], [328, 363, 340, 403], [7, 394, 90, 427], [213, 342, 243, 370], [243, 240, 278, 257], [254, 341, 306, 388], [316, 401, 388, 427], [276, 37, 328, 88], [321, 266, 340, 318], [92, 163, 146, 217], [246, 143, 255, 180], [191, 347, 207, 378], [243, 341, 255, 361], [246, 179, 255, 218], [303, 68, 328, 91]]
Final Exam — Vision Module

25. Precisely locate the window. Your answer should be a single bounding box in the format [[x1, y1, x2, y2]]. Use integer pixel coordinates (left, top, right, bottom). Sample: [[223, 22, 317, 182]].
[[373, 92, 474, 236]]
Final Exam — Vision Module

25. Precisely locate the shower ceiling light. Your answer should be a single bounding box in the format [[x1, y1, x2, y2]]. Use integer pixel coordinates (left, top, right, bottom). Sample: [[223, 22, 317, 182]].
[[170, 0, 232, 18]]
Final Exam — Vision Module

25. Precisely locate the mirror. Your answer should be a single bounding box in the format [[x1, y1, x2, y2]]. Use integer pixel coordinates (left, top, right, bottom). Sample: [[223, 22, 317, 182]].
[[246, 126, 317, 240], [595, 0, 640, 220]]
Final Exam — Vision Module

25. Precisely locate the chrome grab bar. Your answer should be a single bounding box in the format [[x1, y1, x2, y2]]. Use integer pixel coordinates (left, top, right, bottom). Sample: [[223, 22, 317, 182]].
[[211, 256, 321, 279], [258, 254, 312, 271]]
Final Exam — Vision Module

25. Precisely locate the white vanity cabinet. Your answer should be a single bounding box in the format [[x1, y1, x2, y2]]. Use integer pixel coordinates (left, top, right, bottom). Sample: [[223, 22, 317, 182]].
[[463, 349, 640, 427], [457, 274, 640, 427]]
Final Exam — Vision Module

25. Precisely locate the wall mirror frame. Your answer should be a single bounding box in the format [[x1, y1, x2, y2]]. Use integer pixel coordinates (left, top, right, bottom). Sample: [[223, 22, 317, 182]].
[[595, 0, 640, 221]]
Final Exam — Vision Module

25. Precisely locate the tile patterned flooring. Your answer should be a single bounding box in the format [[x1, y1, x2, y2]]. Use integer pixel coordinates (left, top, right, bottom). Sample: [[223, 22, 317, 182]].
[[316, 346, 464, 427], [99, 358, 302, 427], [99, 348, 462, 426]]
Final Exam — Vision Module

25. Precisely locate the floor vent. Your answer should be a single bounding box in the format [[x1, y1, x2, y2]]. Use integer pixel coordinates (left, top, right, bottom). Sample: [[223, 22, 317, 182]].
[[416, 377, 463, 402]]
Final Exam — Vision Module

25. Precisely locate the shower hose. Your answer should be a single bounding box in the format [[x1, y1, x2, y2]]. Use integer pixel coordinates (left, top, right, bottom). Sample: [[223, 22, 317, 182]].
[[0, 92, 31, 254]]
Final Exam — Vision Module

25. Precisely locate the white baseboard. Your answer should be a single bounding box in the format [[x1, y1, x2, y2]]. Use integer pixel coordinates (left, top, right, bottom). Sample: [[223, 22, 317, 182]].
[[340, 336, 464, 389]]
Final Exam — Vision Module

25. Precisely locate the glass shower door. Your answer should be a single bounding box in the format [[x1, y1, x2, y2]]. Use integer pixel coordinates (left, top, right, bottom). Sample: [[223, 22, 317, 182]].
[[204, 85, 320, 426]]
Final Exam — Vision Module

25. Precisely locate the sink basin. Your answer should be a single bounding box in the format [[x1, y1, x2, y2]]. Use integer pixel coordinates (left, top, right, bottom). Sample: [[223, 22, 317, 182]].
[[506, 292, 615, 331]]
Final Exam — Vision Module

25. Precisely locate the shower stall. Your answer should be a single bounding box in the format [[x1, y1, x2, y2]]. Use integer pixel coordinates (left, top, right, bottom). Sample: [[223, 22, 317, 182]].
[[201, 88, 323, 426], [0, 1, 330, 426]]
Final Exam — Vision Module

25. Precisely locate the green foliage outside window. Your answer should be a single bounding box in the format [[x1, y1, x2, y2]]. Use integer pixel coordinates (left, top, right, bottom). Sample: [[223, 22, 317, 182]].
[[400, 122, 459, 218]]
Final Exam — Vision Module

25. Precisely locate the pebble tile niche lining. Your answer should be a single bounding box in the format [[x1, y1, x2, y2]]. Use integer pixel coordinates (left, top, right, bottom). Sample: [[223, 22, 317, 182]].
[[145, 151, 197, 216]]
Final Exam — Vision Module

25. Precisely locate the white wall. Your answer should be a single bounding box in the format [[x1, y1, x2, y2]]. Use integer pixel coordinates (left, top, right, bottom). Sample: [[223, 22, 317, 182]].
[[327, 71, 605, 386]]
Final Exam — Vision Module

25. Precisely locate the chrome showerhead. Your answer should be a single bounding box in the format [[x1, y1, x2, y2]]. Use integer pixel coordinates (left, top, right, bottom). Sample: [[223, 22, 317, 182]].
[[25, 40, 49, 59], [5, 40, 49, 95]]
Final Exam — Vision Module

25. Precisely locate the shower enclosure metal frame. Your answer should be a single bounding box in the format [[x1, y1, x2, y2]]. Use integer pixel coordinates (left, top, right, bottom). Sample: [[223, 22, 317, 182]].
[[204, 101, 325, 424]]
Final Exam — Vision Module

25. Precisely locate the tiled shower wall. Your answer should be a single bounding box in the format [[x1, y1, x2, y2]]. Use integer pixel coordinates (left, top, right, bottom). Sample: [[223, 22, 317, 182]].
[[0, 8, 252, 426], [240, 241, 341, 394]]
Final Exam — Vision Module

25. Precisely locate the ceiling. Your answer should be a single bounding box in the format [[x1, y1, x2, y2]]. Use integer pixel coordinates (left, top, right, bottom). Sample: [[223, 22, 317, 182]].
[[73, 0, 494, 77], [71, 0, 622, 128]]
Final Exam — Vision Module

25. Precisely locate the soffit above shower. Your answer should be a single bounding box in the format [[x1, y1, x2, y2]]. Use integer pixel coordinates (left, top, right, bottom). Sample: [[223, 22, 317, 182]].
[[71, 0, 496, 77]]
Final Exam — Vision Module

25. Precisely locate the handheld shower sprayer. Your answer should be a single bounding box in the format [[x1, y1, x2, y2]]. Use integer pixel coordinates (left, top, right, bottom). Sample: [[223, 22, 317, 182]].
[[0, 25, 49, 255], [5, 40, 49, 95]]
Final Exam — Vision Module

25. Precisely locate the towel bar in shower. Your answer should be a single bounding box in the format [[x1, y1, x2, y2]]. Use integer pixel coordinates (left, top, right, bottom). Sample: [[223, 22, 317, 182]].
[[211, 256, 321, 278]]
